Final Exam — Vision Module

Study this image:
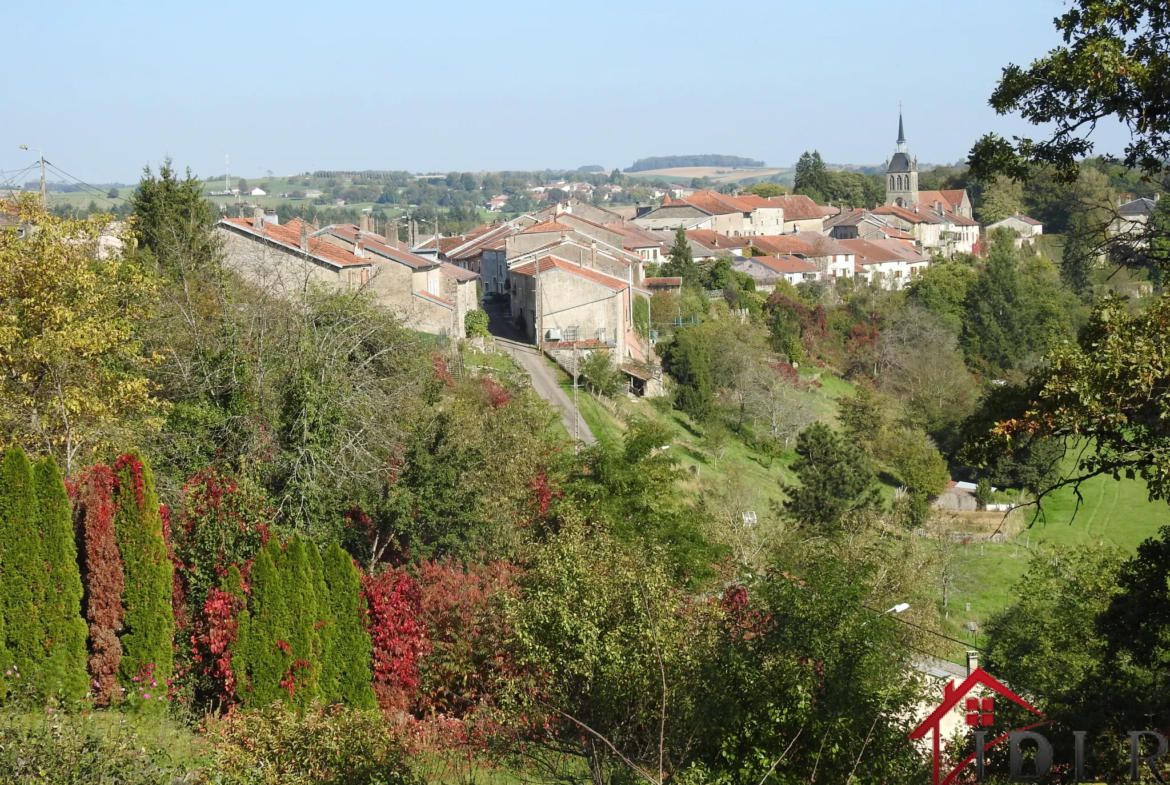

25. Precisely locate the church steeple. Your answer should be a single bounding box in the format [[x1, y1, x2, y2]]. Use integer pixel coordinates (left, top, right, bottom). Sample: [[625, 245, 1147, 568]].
[[896, 110, 907, 153], [885, 106, 918, 208]]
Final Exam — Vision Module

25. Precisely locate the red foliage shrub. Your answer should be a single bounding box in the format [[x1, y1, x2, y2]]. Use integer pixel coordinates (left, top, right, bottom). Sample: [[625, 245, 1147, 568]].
[[525, 470, 561, 527], [76, 465, 124, 706], [482, 377, 511, 408], [195, 586, 246, 702], [767, 361, 800, 384], [362, 569, 427, 712], [431, 353, 455, 387], [414, 559, 520, 718]]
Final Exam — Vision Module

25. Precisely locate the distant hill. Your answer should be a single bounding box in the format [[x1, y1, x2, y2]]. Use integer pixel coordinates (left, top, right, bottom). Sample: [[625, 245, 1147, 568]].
[[626, 155, 765, 173]]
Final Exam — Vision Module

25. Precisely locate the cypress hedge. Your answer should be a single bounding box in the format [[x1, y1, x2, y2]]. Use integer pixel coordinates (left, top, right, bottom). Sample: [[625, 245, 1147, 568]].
[[239, 539, 287, 707], [112, 453, 174, 705], [279, 537, 320, 711], [322, 542, 375, 709], [0, 447, 44, 690], [32, 457, 88, 701]]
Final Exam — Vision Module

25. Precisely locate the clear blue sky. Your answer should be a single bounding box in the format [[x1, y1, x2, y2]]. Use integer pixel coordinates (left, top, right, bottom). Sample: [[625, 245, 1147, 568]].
[[2, 0, 1130, 184]]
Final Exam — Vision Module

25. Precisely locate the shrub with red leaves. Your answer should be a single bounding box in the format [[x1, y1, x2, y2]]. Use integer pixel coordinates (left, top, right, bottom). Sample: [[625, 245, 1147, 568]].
[[414, 559, 520, 718], [482, 377, 511, 408], [75, 465, 124, 706], [196, 582, 246, 701], [431, 353, 455, 387], [362, 569, 427, 712]]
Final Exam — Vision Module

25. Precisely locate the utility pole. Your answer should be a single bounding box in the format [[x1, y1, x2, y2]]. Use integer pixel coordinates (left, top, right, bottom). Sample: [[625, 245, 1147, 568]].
[[573, 343, 580, 441], [535, 259, 542, 348], [19, 145, 46, 207]]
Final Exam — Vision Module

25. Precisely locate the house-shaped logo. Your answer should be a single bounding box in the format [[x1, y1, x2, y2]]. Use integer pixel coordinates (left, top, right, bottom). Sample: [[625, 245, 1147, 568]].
[[909, 667, 1047, 785]]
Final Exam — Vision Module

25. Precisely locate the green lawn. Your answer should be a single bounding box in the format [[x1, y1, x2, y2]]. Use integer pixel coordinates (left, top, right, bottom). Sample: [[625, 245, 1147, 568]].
[[936, 455, 1170, 656]]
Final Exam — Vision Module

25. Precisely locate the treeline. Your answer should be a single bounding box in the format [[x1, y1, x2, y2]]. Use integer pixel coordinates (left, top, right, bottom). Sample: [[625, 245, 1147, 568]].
[[626, 154, 766, 172]]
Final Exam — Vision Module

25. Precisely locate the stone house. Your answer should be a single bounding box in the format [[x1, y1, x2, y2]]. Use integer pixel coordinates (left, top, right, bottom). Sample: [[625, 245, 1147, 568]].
[[509, 255, 650, 362], [765, 195, 827, 234], [632, 203, 715, 232], [838, 238, 928, 289], [218, 210, 479, 338], [985, 214, 1044, 248], [732, 254, 820, 290]]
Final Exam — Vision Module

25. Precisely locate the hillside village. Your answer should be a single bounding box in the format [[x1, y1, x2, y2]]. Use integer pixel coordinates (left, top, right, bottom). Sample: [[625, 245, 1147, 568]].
[[9, 0, 1170, 779]]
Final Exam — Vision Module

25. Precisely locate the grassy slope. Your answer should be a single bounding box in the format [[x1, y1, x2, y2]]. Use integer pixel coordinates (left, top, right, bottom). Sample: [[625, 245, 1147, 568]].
[[553, 361, 854, 508], [938, 457, 1170, 653]]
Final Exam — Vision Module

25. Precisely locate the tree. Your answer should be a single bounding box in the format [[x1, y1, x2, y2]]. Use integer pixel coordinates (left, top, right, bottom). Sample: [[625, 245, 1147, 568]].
[[112, 452, 174, 704], [969, 2, 1170, 183], [277, 537, 321, 711], [107, 188, 119, 199], [657, 324, 714, 420], [744, 362, 817, 455], [793, 151, 829, 202], [32, 455, 88, 701], [236, 178, 248, 193], [320, 543, 375, 709], [0, 196, 162, 474], [746, 182, 785, 198], [974, 176, 1023, 224], [464, 309, 489, 338], [1061, 210, 1096, 299], [783, 423, 881, 533], [237, 539, 287, 707], [660, 227, 699, 284], [903, 262, 978, 336], [886, 428, 950, 526], [0, 448, 43, 685], [878, 305, 978, 450], [836, 382, 887, 458], [580, 349, 622, 397]]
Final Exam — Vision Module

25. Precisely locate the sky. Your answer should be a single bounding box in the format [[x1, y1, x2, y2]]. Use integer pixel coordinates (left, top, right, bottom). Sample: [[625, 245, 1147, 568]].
[[1, 0, 1133, 184]]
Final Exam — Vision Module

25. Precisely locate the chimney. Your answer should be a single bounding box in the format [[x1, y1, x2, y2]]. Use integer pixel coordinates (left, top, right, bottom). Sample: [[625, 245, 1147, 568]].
[[588, 240, 596, 268], [253, 207, 264, 231], [966, 650, 979, 677], [354, 230, 365, 258], [360, 213, 370, 233], [300, 223, 308, 252]]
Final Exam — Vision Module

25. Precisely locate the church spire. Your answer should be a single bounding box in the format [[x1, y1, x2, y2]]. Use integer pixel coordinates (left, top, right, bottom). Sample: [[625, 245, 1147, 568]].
[[895, 107, 907, 154]]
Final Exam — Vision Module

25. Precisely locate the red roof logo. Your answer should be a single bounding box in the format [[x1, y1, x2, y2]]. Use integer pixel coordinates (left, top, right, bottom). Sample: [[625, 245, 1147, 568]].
[[909, 667, 1046, 785]]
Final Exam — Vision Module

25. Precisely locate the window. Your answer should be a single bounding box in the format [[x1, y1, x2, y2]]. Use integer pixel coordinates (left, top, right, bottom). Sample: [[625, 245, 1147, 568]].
[[894, 269, 903, 278], [564, 325, 579, 342], [346, 271, 354, 288], [427, 277, 439, 295], [361, 268, 370, 285], [597, 327, 607, 343]]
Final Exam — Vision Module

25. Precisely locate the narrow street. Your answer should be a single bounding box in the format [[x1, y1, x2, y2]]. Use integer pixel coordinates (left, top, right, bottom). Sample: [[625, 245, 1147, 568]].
[[483, 299, 597, 446]]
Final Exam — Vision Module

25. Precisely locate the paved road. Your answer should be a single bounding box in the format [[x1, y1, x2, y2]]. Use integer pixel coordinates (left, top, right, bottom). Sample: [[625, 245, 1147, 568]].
[[483, 300, 597, 446]]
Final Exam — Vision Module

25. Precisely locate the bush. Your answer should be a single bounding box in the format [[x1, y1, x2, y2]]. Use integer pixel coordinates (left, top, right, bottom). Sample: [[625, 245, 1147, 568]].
[[202, 703, 418, 785], [580, 349, 622, 396], [0, 711, 195, 784], [974, 478, 994, 509], [464, 309, 489, 338]]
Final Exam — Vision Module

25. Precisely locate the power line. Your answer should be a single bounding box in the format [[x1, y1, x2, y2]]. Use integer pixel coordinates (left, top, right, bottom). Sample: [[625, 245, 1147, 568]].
[[43, 162, 121, 208], [863, 606, 980, 651]]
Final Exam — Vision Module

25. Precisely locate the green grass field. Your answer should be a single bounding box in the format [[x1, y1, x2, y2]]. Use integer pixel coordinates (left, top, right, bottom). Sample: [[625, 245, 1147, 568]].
[[937, 456, 1170, 655]]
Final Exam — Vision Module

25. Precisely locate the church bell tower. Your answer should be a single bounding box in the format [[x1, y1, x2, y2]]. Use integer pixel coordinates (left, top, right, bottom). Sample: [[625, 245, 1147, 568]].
[[885, 111, 918, 208]]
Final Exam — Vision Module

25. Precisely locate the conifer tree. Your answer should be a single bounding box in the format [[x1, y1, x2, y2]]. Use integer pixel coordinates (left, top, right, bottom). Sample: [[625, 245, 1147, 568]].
[[112, 453, 174, 704], [219, 565, 249, 703], [0, 448, 45, 683], [33, 456, 88, 701], [307, 543, 334, 698], [278, 537, 319, 710], [239, 539, 287, 707], [662, 227, 698, 285], [321, 542, 375, 708]]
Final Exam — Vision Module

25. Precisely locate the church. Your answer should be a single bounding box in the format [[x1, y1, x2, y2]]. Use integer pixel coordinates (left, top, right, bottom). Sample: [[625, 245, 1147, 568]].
[[883, 113, 973, 219]]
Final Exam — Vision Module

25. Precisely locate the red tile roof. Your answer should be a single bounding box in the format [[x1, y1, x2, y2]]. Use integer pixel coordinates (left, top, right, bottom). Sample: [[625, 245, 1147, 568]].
[[440, 262, 479, 281], [643, 276, 683, 287], [748, 254, 819, 274], [749, 235, 816, 256], [522, 219, 576, 234], [873, 204, 945, 224], [838, 238, 927, 264], [413, 289, 454, 308], [686, 229, 747, 250], [1015, 215, 1042, 226], [793, 231, 854, 256], [322, 223, 437, 269], [767, 194, 825, 221], [510, 255, 635, 292], [221, 217, 371, 268], [733, 194, 781, 209]]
